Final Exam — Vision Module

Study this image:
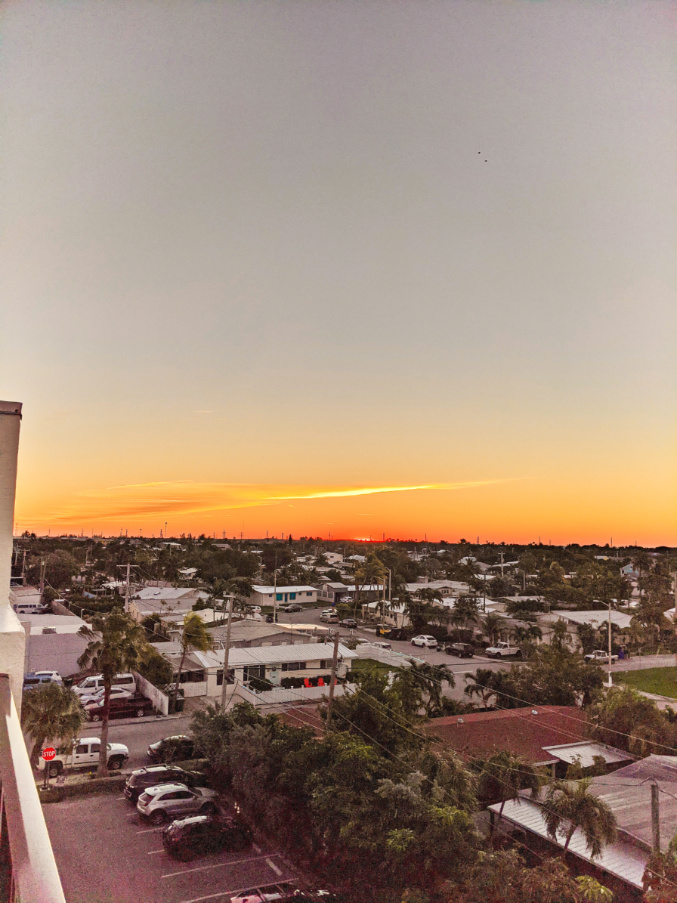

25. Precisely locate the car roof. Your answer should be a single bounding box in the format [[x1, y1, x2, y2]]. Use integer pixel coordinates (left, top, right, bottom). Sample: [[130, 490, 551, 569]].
[[145, 782, 191, 795]]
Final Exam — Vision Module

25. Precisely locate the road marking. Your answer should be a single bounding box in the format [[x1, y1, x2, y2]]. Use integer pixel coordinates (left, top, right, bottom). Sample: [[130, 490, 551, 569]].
[[116, 796, 127, 801], [266, 857, 282, 876], [137, 827, 161, 834], [162, 852, 281, 879], [252, 843, 261, 854], [147, 849, 165, 855]]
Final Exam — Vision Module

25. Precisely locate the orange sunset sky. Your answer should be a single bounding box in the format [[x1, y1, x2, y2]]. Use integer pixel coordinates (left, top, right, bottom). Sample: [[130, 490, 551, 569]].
[[3, 1, 676, 545]]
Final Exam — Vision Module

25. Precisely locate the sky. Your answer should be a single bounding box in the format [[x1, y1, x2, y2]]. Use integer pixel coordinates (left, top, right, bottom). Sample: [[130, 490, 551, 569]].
[[2, 0, 676, 545]]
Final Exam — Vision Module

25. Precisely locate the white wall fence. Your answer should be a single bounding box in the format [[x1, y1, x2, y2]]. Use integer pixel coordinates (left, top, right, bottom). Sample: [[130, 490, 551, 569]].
[[233, 681, 350, 708], [134, 672, 170, 716]]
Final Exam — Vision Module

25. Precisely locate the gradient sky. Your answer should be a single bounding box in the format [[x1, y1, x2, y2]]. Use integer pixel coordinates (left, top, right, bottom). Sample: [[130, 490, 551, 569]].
[[2, 1, 676, 544]]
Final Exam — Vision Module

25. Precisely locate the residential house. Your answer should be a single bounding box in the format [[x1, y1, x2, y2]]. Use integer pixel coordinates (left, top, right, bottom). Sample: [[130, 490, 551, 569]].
[[157, 641, 356, 698], [249, 585, 317, 607], [425, 707, 631, 778], [20, 612, 91, 677], [490, 755, 677, 900]]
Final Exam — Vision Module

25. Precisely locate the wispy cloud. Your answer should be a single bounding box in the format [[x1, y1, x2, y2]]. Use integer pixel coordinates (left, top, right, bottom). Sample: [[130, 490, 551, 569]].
[[29, 479, 509, 525]]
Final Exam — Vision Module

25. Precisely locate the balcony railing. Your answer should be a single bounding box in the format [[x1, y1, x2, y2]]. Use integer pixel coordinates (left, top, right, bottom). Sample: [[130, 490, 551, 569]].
[[0, 674, 66, 903]]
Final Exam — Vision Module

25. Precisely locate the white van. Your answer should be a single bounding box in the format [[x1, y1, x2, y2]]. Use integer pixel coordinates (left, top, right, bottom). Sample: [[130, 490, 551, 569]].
[[72, 673, 136, 697], [320, 609, 339, 623]]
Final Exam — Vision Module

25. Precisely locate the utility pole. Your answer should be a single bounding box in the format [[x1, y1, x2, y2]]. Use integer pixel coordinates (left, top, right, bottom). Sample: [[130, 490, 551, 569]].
[[117, 563, 138, 613], [651, 782, 661, 851], [21, 549, 26, 585], [499, 550, 505, 577], [607, 601, 613, 688], [326, 630, 341, 728], [219, 598, 234, 711], [39, 559, 46, 597]]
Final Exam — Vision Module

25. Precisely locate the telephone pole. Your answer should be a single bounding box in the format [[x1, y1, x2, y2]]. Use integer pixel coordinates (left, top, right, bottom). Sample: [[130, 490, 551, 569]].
[[220, 597, 234, 711], [326, 631, 341, 728], [117, 563, 139, 613]]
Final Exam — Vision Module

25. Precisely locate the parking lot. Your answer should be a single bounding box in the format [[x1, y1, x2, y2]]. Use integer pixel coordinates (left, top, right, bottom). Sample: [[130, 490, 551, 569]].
[[43, 792, 297, 903]]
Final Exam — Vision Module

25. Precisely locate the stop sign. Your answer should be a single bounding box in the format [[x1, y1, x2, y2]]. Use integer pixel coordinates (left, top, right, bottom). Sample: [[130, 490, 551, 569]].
[[42, 747, 56, 761]]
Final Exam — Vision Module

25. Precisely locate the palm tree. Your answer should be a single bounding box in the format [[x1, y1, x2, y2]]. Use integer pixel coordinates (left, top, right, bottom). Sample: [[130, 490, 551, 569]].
[[78, 610, 149, 776], [544, 779, 617, 858], [171, 611, 212, 711], [478, 751, 541, 834], [482, 612, 505, 646], [406, 661, 455, 717], [22, 683, 84, 782], [450, 596, 480, 641], [464, 668, 499, 709]]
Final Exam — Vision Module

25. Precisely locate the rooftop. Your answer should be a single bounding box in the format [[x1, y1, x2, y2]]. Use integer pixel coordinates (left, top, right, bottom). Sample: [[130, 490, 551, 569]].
[[425, 706, 589, 766]]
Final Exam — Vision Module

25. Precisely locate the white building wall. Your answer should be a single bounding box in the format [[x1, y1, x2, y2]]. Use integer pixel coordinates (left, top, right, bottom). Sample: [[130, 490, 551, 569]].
[[0, 402, 26, 712]]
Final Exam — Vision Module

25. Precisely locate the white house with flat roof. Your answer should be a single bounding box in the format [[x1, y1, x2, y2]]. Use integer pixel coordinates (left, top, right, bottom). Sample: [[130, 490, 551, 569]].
[[158, 640, 356, 697], [249, 585, 317, 607]]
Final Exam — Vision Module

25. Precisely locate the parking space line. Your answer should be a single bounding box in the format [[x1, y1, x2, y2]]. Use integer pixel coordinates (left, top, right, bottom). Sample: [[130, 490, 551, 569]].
[[162, 852, 281, 880], [147, 849, 165, 855], [266, 857, 282, 876], [136, 827, 161, 834], [252, 843, 261, 854]]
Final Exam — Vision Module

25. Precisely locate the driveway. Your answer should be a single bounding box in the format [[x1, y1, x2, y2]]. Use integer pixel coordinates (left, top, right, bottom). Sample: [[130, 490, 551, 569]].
[[44, 792, 296, 903]]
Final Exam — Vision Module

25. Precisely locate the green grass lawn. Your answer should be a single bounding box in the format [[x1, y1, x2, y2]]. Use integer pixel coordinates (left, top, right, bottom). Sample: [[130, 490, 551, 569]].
[[616, 667, 677, 698], [350, 658, 395, 674]]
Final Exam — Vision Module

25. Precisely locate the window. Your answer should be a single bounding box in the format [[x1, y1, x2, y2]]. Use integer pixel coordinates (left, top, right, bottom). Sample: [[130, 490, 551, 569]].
[[289, 593, 296, 600], [319, 660, 328, 669], [281, 662, 307, 672], [216, 670, 234, 686], [75, 744, 88, 755], [276, 593, 283, 602], [243, 665, 265, 681]]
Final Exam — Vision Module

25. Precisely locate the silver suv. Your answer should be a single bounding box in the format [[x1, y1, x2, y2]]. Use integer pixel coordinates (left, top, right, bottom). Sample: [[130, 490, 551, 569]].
[[137, 783, 218, 825]]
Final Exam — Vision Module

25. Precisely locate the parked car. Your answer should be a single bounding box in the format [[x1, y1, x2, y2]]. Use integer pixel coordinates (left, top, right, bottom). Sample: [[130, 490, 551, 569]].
[[79, 686, 135, 706], [387, 628, 410, 641], [443, 642, 474, 657], [72, 673, 136, 697], [231, 886, 339, 903], [43, 737, 129, 776], [279, 603, 302, 613], [485, 641, 521, 658], [320, 610, 339, 623], [372, 640, 392, 651], [584, 649, 618, 663], [410, 635, 438, 648], [87, 694, 154, 721], [23, 672, 63, 692], [339, 618, 358, 629], [162, 813, 252, 860], [124, 765, 209, 803], [148, 735, 195, 763], [137, 782, 218, 825], [374, 624, 392, 637]]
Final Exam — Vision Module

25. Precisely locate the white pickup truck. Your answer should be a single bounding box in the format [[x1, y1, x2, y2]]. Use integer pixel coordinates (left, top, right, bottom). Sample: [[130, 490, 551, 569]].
[[485, 641, 521, 658], [43, 736, 129, 777], [584, 649, 618, 663]]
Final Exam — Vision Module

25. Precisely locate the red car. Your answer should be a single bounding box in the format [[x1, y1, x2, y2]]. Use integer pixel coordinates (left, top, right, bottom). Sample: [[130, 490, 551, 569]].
[[88, 695, 154, 721]]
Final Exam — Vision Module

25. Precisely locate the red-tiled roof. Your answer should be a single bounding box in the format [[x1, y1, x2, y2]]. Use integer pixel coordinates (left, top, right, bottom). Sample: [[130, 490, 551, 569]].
[[279, 704, 325, 736], [425, 706, 588, 765]]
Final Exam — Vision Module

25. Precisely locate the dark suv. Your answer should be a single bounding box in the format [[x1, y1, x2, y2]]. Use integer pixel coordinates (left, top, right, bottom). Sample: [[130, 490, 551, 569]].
[[162, 814, 252, 860], [147, 735, 195, 763], [443, 642, 474, 658], [124, 765, 208, 803]]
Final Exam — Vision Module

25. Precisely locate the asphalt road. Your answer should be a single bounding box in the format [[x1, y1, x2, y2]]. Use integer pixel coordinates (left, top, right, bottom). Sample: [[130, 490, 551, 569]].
[[75, 713, 195, 770]]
